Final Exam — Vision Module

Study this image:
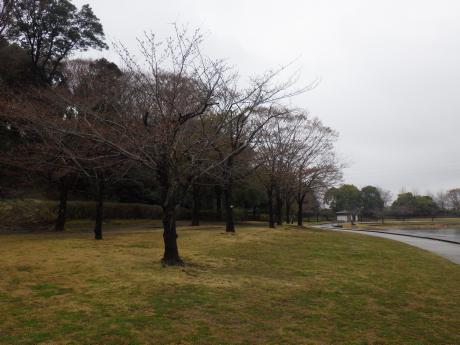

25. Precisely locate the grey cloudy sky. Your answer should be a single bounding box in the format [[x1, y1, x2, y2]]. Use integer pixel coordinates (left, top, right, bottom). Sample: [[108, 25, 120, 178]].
[[74, 0, 460, 197]]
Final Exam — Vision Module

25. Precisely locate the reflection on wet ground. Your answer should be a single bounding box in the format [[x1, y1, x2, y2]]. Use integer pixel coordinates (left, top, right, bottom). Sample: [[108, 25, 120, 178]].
[[380, 228, 460, 242], [318, 225, 460, 265]]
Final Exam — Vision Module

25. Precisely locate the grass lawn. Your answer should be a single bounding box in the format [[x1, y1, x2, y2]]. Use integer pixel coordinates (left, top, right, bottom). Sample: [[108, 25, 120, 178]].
[[0, 222, 459, 344]]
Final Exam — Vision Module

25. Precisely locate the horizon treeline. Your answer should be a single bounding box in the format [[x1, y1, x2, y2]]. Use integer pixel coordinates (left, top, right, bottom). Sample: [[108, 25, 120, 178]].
[[326, 184, 460, 221]]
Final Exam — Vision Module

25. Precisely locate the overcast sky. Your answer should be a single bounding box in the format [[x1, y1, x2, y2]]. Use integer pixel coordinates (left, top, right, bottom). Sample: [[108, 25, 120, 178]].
[[74, 0, 460, 197]]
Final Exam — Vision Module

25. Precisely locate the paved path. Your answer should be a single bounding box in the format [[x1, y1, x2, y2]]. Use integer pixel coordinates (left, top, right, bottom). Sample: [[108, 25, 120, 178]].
[[319, 226, 460, 265]]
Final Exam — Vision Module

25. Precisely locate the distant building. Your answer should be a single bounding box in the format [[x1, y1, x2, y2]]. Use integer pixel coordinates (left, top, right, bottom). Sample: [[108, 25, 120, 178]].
[[336, 210, 357, 223]]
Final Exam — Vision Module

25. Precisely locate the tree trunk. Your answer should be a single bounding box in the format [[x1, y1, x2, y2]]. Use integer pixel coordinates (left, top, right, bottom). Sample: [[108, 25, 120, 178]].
[[215, 186, 222, 220], [267, 186, 275, 228], [191, 184, 201, 226], [285, 200, 291, 224], [94, 173, 105, 240], [297, 195, 305, 226], [224, 183, 235, 232], [162, 205, 182, 265], [54, 177, 69, 231], [275, 188, 282, 226]]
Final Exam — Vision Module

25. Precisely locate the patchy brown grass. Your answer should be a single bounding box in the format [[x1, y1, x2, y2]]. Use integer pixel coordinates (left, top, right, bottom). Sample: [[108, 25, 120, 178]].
[[0, 222, 459, 344]]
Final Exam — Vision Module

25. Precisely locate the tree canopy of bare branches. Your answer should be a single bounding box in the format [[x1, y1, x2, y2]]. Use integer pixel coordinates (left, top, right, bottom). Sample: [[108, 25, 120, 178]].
[[0, 23, 343, 265]]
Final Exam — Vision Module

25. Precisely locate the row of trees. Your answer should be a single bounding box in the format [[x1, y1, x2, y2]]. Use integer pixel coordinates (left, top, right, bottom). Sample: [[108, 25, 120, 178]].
[[391, 192, 438, 220], [434, 188, 460, 213], [326, 184, 460, 222], [0, 1, 342, 264], [326, 184, 391, 220]]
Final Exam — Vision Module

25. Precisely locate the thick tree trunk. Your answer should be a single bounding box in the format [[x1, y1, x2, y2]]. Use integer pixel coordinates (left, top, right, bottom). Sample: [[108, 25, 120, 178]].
[[275, 188, 283, 226], [94, 174, 105, 240], [224, 183, 235, 232], [215, 186, 222, 220], [55, 177, 69, 231], [267, 186, 275, 228], [191, 184, 201, 226], [162, 205, 182, 265], [297, 195, 305, 226]]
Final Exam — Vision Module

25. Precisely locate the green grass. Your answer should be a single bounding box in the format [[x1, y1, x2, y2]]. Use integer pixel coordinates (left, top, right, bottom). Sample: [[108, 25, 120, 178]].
[[0, 223, 459, 344]]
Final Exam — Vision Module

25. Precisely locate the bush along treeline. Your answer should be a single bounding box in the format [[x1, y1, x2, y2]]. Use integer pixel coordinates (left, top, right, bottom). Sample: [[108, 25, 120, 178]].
[[325, 184, 460, 222], [0, 199, 192, 230], [0, 0, 342, 265]]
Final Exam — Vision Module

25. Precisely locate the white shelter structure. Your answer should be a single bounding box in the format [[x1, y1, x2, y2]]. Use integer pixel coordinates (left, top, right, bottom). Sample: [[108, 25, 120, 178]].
[[336, 210, 356, 223]]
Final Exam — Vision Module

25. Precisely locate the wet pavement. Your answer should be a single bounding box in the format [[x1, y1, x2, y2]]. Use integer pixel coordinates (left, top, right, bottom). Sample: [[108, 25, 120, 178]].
[[374, 228, 460, 242], [320, 226, 460, 265]]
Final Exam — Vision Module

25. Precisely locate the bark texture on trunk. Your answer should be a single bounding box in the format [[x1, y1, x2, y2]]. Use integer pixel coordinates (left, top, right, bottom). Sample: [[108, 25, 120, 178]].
[[275, 188, 282, 226], [224, 157, 235, 232], [223, 157, 235, 232], [215, 186, 222, 220], [162, 205, 182, 265], [55, 177, 69, 231], [285, 200, 291, 224], [224, 184, 235, 232], [191, 184, 201, 226], [297, 194, 305, 226], [94, 174, 105, 240], [267, 186, 275, 228]]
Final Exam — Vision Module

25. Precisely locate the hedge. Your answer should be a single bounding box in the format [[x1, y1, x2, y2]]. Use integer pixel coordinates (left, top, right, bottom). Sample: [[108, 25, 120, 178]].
[[0, 199, 191, 230], [0, 199, 270, 231]]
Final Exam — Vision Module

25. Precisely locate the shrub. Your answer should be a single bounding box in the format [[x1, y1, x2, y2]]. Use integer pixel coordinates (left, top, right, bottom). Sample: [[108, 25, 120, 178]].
[[0, 199, 191, 231], [66, 201, 190, 220], [197, 208, 259, 222], [0, 199, 55, 230]]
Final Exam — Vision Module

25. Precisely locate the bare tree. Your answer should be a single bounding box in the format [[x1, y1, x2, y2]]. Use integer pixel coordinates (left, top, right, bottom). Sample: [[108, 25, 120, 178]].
[[435, 190, 448, 211], [377, 187, 392, 223], [212, 64, 309, 232], [446, 188, 460, 212], [292, 118, 342, 226], [0, 83, 83, 231], [0, 120, 79, 231], [0, 55, 130, 238], [1, 88, 130, 237], [2, 27, 230, 264], [0, 0, 13, 38], [256, 112, 342, 228], [2, 25, 326, 265], [59, 27, 227, 264], [256, 111, 304, 228]]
